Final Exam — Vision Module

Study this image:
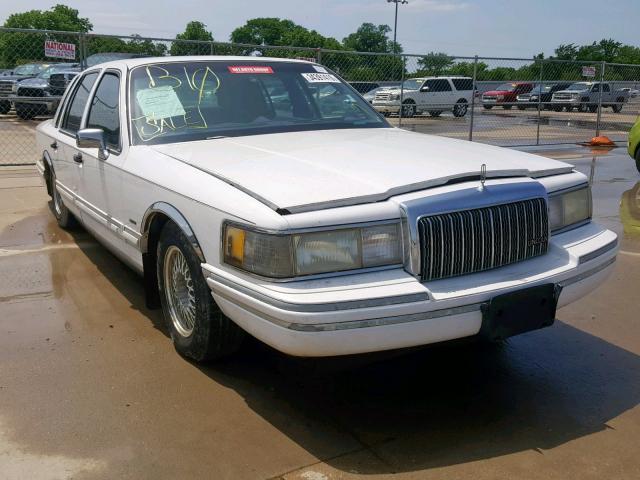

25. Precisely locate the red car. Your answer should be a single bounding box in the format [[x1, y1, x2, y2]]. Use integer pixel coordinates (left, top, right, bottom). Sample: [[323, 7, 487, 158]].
[[482, 82, 534, 109]]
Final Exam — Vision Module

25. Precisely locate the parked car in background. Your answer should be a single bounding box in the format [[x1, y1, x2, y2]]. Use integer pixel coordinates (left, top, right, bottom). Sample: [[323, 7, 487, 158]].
[[10, 63, 80, 120], [551, 82, 629, 112], [36, 56, 617, 362], [516, 83, 572, 109], [363, 84, 399, 104], [0, 62, 52, 114], [482, 82, 534, 110], [620, 87, 639, 98], [0, 69, 13, 77], [372, 76, 473, 117], [349, 82, 380, 95], [628, 115, 640, 173]]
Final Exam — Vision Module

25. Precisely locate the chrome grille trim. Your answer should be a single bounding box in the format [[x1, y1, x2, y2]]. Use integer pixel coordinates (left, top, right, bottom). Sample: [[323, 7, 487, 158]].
[[418, 197, 548, 282]]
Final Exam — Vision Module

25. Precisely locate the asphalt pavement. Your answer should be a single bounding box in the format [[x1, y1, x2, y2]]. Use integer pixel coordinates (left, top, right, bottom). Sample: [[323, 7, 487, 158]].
[[0, 145, 639, 479]]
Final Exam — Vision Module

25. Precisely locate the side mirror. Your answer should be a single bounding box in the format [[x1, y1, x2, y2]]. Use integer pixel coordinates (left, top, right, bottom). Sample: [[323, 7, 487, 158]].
[[76, 128, 109, 161], [420, 86, 430, 92]]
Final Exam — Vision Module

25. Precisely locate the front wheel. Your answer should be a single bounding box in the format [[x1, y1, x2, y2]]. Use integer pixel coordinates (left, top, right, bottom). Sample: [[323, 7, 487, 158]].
[[452, 100, 468, 117], [15, 104, 36, 120], [49, 168, 78, 229], [157, 222, 244, 362], [0, 101, 10, 115], [401, 100, 416, 118]]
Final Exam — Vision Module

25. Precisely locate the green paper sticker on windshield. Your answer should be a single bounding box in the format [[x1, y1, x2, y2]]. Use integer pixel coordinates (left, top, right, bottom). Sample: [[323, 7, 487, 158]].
[[136, 86, 186, 120]]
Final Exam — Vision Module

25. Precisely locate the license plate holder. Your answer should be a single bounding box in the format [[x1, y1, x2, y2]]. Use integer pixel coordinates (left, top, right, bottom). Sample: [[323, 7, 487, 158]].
[[480, 284, 560, 341]]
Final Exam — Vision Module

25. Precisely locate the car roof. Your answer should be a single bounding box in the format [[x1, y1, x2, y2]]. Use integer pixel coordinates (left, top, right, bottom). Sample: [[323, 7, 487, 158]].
[[89, 55, 319, 71]]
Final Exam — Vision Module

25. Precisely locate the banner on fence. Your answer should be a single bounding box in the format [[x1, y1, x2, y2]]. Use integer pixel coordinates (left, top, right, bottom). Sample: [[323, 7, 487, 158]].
[[44, 40, 76, 60], [582, 66, 596, 78]]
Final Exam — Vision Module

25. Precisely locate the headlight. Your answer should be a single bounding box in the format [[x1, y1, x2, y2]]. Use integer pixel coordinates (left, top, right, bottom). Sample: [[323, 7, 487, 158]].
[[11, 83, 17, 93], [571, 93, 579, 99], [548, 186, 592, 232], [223, 222, 403, 278], [530, 95, 539, 101], [390, 94, 400, 101], [497, 94, 505, 100]]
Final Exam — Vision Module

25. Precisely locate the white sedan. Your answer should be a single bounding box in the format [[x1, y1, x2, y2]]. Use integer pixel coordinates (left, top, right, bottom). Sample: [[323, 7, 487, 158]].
[[35, 56, 618, 362]]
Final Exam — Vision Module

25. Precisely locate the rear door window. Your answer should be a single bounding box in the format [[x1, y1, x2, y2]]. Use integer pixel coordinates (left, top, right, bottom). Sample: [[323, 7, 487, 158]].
[[425, 79, 452, 92], [452, 78, 472, 91], [61, 72, 99, 134]]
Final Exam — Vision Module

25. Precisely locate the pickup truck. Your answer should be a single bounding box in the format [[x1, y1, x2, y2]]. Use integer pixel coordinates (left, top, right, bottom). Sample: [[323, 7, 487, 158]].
[[0, 62, 53, 114], [10, 63, 80, 120], [482, 82, 534, 109], [372, 76, 473, 117], [551, 82, 629, 112]]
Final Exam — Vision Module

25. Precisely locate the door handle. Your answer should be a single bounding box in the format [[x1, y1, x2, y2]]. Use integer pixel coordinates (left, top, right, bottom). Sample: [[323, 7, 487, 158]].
[[73, 153, 83, 164], [50, 141, 58, 150]]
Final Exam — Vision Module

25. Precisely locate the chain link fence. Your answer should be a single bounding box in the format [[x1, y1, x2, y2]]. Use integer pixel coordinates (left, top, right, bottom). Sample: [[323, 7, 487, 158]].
[[1, 27, 639, 165]]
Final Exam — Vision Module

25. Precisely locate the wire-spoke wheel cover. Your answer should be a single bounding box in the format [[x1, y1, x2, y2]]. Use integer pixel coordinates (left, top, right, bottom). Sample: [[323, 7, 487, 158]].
[[164, 245, 197, 337]]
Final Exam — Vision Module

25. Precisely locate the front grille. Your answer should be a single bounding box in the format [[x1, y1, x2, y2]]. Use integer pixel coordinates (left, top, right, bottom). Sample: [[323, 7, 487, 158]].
[[418, 198, 548, 281], [0, 81, 13, 93], [517, 94, 531, 101], [483, 95, 497, 101], [17, 87, 45, 97], [374, 92, 391, 101], [553, 93, 573, 100]]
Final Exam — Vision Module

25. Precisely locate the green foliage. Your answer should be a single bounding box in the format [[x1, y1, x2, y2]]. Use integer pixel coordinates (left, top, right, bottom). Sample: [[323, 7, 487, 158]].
[[0, 4, 92, 68], [170, 21, 213, 56], [85, 35, 166, 58], [416, 52, 454, 76]]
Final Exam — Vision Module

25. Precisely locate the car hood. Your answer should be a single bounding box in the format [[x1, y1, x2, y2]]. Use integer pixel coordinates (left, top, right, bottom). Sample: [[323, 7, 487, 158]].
[[150, 128, 573, 214], [554, 89, 587, 94], [17, 77, 48, 88], [0, 75, 35, 82]]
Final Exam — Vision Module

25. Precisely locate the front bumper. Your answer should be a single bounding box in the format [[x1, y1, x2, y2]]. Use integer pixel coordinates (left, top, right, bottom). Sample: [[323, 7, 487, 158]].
[[203, 222, 617, 357], [9, 94, 60, 110], [372, 102, 401, 114]]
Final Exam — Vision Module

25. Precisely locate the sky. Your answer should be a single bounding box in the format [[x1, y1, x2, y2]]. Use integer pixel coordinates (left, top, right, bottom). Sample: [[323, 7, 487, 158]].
[[1, 0, 639, 59]]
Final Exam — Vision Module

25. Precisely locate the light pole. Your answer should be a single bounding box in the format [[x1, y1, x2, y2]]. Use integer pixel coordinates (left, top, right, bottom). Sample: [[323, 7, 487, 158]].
[[387, 0, 408, 54]]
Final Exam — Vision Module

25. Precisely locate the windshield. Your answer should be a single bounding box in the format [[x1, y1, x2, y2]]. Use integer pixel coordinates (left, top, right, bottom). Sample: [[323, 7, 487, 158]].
[[529, 84, 552, 94], [13, 64, 48, 76], [400, 79, 423, 90], [129, 61, 388, 145], [567, 83, 590, 91], [495, 83, 516, 92], [37, 65, 76, 79]]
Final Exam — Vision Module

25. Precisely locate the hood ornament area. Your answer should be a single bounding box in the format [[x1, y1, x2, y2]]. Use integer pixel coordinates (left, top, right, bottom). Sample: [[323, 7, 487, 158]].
[[478, 163, 487, 191]]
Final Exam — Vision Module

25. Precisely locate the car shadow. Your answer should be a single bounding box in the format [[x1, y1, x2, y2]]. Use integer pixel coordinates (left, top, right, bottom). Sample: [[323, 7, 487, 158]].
[[48, 214, 640, 475]]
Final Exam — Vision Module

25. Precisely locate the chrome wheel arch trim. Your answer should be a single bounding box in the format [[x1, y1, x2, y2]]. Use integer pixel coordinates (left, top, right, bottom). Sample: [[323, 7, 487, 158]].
[[140, 202, 205, 262]]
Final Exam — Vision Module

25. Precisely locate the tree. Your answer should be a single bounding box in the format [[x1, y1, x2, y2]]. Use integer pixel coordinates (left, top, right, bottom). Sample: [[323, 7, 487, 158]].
[[170, 21, 213, 56], [0, 4, 92, 67], [343, 23, 394, 53], [416, 52, 454, 76]]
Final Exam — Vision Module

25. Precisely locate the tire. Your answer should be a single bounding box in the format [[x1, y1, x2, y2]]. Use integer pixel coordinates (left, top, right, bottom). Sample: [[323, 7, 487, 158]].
[[483, 105, 493, 110], [452, 99, 468, 117], [15, 104, 36, 120], [612, 98, 624, 113], [49, 168, 78, 229], [0, 101, 10, 115], [401, 100, 416, 118], [588, 105, 598, 113], [428, 110, 442, 117], [554, 106, 563, 112], [517, 105, 526, 110], [565, 106, 573, 112], [157, 222, 244, 362]]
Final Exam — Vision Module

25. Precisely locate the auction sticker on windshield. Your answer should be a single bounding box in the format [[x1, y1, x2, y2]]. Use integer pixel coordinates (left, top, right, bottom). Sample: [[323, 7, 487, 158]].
[[301, 73, 340, 83], [228, 66, 274, 74]]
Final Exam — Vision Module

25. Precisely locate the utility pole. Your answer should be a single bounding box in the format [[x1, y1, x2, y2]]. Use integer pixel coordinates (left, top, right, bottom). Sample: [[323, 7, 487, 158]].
[[387, 0, 408, 54]]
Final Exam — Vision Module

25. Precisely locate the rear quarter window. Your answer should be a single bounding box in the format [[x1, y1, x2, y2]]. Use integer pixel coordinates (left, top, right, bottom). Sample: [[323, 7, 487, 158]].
[[452, 78, 473, 91]]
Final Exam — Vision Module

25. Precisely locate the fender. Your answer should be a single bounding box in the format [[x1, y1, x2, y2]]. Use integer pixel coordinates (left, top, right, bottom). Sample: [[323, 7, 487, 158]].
[[140, 201, 205, 262]]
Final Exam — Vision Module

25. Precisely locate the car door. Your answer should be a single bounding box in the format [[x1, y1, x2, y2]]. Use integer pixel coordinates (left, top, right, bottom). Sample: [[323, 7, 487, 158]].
[[73, 69, 127, 253], [422, 79, 453, 112], [55, 71, 100, 220]]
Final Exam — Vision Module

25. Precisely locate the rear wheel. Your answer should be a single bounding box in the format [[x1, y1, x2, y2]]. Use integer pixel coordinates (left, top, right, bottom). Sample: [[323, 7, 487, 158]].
[[157, 222, 244, 362], [452, 99, 468, 117]]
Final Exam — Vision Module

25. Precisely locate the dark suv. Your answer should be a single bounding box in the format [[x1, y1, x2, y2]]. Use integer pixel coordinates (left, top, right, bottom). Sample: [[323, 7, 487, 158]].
[[516, 83, 572, 110]]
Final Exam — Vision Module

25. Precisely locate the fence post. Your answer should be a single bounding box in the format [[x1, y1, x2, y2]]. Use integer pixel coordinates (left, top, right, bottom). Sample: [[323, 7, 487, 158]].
[[536, 58, 544, 145], [78, 32, 86, 69], [398, 54, 406, 127], [595, 60, 605, 137], [316, 48, 322, 64], [468, 55, 478, 141]]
